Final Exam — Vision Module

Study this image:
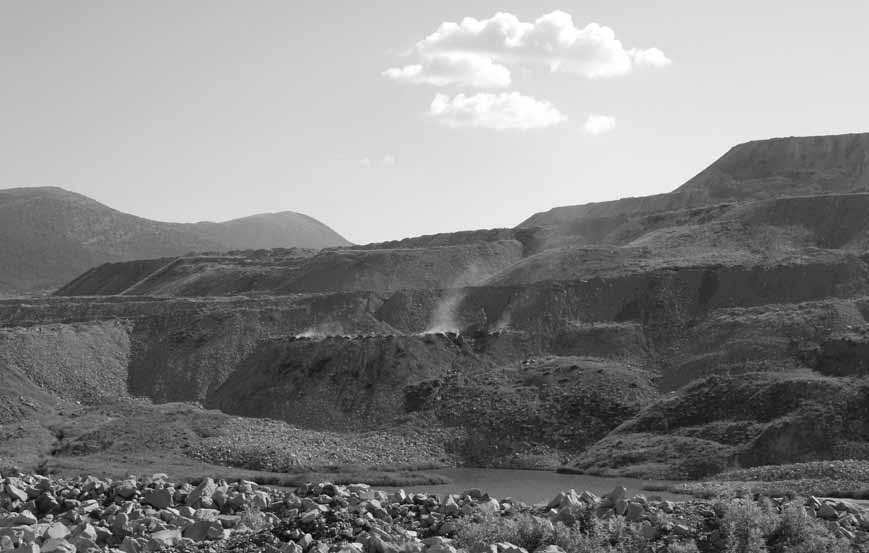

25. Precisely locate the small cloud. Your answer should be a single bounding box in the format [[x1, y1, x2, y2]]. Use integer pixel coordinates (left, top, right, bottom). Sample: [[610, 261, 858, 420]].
[[630, 47, 672, 69], [382, 154, 396, 166], [360, 157, 371, 168], [383, 54, 511, 89], [583, 114, 616, 135], [428, 92, 566, 131]]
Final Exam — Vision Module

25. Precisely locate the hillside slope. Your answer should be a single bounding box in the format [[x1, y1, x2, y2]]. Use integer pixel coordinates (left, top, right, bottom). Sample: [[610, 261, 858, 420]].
[[0, 186, 350, 295], [521, 133, 869, 230], [6, 132, 869, 481]]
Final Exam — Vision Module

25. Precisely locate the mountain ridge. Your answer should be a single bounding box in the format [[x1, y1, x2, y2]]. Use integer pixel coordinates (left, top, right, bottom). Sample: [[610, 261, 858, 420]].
[[0, 185, 350, 295], [520, 132, 869, 229]]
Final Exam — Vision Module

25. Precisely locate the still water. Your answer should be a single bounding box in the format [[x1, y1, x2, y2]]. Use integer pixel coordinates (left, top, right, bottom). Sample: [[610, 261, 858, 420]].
[[383, 468, 686, 504]]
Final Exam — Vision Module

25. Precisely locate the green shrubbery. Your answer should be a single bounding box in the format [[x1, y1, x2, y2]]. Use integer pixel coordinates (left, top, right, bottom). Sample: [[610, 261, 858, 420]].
[[717, 499, 852, 553], [452, 512, 652, 553], [450, 497, 857, 553]]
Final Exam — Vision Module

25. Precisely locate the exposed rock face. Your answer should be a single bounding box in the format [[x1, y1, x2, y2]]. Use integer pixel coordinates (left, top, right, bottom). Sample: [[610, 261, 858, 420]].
[[5, 132, 869, 477]]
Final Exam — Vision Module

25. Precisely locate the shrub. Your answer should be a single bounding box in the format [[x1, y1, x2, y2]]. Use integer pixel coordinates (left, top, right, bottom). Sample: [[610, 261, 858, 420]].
[[453, 513, 556, 552], [716, 498, 853, 553], [718, 498, 777, 553], [767, 501, 850, 553], [552, 521, 609, 553]]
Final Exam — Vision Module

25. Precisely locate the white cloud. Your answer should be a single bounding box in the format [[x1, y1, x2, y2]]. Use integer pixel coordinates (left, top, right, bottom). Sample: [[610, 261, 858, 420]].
[[360, 157, 371, 168], [382, 154, 396, 166], [630, 47, 672, 69], [583, 114, 616, 135], [390, 10, 671, 85], [428, 92, 566, 130], [383, 54, 511, 88]]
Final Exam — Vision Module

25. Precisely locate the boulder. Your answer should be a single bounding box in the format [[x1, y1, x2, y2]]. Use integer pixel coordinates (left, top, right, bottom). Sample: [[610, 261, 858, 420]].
[[443, 496, 460, 517], [818, 504, 838, 520], [39, 539, 75, 553], [603, 486, 627, 507], [72, 524, 97, 543], [115, 480, 138, 499], [3, 485, 27, 504], [186, 478, 218, 509], [614, 500, 628, 516], [182, 520, 223, 541], [213, 486, 228, 508], [672, 524, 692, 536], [626, 501, 645, 521], [68, 536, 100, 553], [0, 512, 36, 527], [35, 494, 60, 515], [44, 523, 70, 541], [119, 536, 144, 553], [298, 533, 314, 551], [149, 529, 183, 547], [478, 498, 500, 515], [142, 488, 173, 510]]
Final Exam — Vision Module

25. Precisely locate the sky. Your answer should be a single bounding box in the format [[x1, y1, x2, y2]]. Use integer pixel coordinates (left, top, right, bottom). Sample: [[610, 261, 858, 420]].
[[1, 1, 867, 244]]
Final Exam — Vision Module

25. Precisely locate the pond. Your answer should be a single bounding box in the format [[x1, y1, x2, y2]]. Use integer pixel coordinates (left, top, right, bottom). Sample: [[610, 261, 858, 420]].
[[382, 468, 687, 504]]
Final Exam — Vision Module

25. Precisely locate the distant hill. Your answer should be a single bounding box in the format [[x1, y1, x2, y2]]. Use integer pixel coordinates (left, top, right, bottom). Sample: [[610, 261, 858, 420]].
[[0, 186, 350, 295]]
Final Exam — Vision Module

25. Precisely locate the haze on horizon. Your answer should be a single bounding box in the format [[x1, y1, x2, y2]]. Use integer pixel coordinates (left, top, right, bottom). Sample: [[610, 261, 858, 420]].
[[1, 0, 867, 244]]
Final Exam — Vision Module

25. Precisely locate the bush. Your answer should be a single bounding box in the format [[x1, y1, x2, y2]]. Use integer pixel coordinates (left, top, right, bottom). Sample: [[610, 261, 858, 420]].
[[718, 498, 776, 553], [767, 502, 850, 553], [717, 498, 853, 553], [453, 513, 556, 552], [452, 513, 651, 553]]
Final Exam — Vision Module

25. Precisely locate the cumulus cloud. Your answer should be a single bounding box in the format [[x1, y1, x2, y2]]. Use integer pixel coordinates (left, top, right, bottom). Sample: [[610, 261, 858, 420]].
[[383, 54, 511, 88], [428, 92, 566, 130], [387, 10, 670, 87], [583, 114, 616, 135], [630, 47, 671, 68]]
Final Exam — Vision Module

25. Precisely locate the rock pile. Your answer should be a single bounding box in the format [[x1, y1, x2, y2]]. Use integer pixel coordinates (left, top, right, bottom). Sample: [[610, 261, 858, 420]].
[[807, 495, 869, 541], [0, 473, 287, 553], [2, 473, 868, 553]]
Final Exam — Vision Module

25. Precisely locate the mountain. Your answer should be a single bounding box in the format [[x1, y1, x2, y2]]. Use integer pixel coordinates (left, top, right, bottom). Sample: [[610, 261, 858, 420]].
[[0, 186, 350, 295], [520, 132, 869, 229], [4, 132, 869, 483]]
